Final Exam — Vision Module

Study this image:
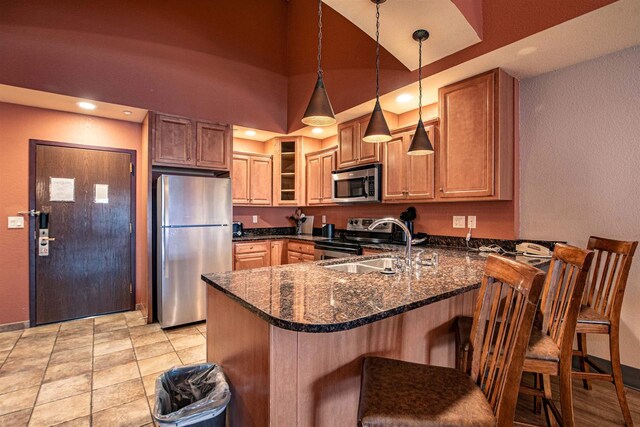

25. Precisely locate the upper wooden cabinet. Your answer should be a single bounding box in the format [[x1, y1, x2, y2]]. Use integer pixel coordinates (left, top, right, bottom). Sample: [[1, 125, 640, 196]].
[[232, 152, 272, 206], [306, 147, 336, 205], [151, 113, 231, 171], [337, 115, 398, 170], [437, 69, 514, 200], [268, 137, 321, 206], [382, 121, 437, 203]]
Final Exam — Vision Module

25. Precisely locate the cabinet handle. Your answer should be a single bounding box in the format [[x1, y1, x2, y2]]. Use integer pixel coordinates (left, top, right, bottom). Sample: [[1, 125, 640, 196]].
[[439, 187, 444, 192]]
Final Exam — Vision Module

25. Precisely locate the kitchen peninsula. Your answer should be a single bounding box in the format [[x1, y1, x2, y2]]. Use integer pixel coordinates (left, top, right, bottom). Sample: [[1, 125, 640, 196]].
[[202, 249, 545, 426]]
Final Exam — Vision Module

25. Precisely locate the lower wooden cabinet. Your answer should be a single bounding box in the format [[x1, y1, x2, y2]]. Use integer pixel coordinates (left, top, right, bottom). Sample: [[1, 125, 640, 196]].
[[270, 240, 284, 266], [233, 241, 270, 271], [287, 241, 315, 264]]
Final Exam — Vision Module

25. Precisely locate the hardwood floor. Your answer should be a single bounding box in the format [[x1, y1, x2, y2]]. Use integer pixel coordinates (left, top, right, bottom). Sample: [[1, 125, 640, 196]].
[[516, 373, 640, 425]]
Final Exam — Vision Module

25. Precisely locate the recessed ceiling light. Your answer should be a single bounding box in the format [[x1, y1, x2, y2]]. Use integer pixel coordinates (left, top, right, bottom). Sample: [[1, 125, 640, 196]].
[[77, 101, 96, 110], [396, 94, 414, 103], [311, 127, 323, 134], [123, 110, 132, 115], [517, 46, 538, 56], [245, 130, 257, 136]]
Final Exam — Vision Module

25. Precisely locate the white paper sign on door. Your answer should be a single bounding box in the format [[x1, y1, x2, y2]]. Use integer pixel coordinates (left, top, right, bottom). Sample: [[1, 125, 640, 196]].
[[49, 177, 75, 202], [94, 184, 109, 204]]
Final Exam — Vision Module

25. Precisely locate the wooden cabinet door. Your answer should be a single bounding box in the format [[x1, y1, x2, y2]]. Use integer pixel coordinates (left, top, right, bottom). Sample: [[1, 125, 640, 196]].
[[406, 124, 436, 200], [232, 154, 250, 204], [234, 252, 269, 270], [320, 150, 335, 202], [306, 154, 322, 205], [153, 114, 194, 166], [382, 134, 407, 202], [249, 156, 272, 205], [196, 122, 230, 170], [439, 71, 495, 198], [357, 117, 381, 165], [287, 252, 302, 264], [270, 241, 283, 266], [337, 121, 358, 169]]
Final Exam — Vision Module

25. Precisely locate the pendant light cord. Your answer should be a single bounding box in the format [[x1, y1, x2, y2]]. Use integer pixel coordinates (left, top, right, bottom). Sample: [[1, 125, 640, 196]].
[[317, 0, 323, 78], [418, 37, 423, 122], [375, 1, 381, 99]]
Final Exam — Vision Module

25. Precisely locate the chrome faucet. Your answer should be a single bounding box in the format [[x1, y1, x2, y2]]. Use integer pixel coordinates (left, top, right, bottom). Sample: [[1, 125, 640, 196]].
[[368, 218, 412, 267]]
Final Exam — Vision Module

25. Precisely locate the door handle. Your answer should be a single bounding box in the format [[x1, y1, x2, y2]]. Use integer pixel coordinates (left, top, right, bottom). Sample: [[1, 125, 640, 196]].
[[18, 210, 40, 217], [41, 237, 56, 241]]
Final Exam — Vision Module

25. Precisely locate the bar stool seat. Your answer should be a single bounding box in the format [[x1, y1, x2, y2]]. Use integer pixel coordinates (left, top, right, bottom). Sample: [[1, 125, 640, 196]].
[[577, 306, 610, 326], [456, 317, 561, 365], [359, 357, 496, 427]]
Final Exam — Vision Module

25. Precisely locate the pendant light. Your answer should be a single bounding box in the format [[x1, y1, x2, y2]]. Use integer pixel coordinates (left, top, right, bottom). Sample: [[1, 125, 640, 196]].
[[301, 0, 336, 127], [408, 29, 434, 155], [362, 0, 392, 143]]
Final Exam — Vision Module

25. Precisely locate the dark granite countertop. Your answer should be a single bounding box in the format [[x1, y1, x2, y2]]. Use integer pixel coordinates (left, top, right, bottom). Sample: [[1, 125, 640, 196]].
[[233, 234, 321, 243], [202, 248, 550, 333]]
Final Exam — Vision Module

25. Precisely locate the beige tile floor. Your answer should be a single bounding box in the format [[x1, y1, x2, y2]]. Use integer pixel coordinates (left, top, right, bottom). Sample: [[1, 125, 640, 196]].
[[0, 311, 206, 427]]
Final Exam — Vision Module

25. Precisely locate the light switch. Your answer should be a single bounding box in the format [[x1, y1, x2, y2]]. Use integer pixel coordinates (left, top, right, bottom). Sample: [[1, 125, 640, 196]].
[[321, 215, 327, 224], [8, 216, 24, 229], [252, 215, 258, 224], [453, 216, 466, 229], [467, 216, 477, 229]]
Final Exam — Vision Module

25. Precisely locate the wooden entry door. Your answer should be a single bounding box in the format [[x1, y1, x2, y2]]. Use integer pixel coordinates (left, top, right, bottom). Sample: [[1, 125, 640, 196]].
[[31, 141, 135, 325]]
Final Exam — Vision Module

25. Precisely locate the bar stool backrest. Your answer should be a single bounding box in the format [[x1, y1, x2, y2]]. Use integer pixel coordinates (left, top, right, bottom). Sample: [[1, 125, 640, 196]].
[[469, 255, 546, 425], [583, 237, 638, 322]]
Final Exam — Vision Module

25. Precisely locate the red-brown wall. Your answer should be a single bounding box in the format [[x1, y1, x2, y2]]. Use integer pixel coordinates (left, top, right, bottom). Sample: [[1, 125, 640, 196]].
[[0, 102, 147, 325]]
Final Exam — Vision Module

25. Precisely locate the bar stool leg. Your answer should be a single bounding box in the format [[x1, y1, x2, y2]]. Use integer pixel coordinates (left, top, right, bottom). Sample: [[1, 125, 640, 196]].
[[542, 374, 557, 427], [576, 332, 592, 390], [559, 359, 576, 427], [610, 329, 634, 426]]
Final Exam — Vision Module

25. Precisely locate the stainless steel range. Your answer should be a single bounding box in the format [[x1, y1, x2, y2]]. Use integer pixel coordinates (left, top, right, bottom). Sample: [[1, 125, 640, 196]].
[[313, 218, 394, 260]]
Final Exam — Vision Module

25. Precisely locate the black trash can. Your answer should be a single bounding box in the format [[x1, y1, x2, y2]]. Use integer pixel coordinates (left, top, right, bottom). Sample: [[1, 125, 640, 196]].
[[153, 363, 230, 427]]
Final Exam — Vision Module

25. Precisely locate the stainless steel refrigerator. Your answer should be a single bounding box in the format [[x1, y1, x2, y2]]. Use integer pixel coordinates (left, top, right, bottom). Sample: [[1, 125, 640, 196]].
[[157, 175, 232, 328]]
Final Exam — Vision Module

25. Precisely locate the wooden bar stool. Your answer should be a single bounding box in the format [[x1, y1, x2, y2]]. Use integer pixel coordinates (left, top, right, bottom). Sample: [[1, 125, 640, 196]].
[[455, 244, 594, 427], [572, 236, 638, 427], [357, 255, 546, 427]]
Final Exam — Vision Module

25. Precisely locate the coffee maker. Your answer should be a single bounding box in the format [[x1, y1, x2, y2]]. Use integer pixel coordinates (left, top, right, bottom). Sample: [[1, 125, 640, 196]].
[[392, 207, 416, 243]]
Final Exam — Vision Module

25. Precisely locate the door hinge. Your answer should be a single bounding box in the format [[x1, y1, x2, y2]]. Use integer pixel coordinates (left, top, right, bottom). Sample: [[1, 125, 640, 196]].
[[129, 283, 133, 294], [129, 223, 132, 234]]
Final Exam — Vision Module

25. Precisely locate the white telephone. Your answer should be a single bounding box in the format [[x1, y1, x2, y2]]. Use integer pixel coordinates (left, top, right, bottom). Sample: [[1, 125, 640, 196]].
[[516, 242, 552, 258]]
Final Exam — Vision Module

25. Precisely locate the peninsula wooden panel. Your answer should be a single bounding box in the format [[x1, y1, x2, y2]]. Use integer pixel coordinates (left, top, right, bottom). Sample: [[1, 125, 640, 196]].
[[207, 287, 270, 427], [207, 286, 478, 426]]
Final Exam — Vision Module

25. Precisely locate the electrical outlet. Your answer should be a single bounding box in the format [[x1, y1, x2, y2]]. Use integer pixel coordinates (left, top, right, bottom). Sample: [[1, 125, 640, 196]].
[[453, 216, 466, 229], [467, 216, 477, 229], [321, 215, 327, 224], [8, 216, 24, 229], [252, 215, 258, 224]]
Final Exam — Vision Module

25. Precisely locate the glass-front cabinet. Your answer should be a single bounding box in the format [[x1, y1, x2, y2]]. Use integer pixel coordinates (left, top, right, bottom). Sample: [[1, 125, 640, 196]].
[[269, 137, 322, 206]]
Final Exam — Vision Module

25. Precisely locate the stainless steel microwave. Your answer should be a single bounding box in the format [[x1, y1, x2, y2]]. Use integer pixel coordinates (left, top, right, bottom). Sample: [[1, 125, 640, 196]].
[[331, 164, 382, 203]]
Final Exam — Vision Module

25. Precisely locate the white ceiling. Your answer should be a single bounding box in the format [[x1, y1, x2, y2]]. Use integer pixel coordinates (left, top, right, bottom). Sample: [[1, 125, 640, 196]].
[[323, 0, 482, 71], [0, 84, 147, 123], [336, 0, 640, 122]]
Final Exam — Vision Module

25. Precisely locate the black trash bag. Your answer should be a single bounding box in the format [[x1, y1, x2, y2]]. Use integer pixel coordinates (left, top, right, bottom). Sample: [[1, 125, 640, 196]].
[[154, 363, 230, 427]]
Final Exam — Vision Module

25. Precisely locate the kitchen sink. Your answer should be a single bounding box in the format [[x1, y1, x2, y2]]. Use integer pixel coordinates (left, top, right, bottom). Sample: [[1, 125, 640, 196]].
[[322, 257, 400, 274], [324, 263, 383, 274]]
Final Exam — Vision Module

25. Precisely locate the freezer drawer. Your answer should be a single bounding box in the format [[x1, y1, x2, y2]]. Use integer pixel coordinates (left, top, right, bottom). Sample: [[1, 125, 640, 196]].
[[158, 225, 232, 328]]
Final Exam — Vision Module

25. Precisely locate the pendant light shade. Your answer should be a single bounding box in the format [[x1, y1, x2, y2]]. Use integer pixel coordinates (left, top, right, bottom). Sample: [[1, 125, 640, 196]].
[[363, 0, 392, 143], [302, 0, 335, 127], [363, 99, 392, 143], [302, 74, 335, 126], [408, 120, 433, 155], [407, 29, 434, 156]]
